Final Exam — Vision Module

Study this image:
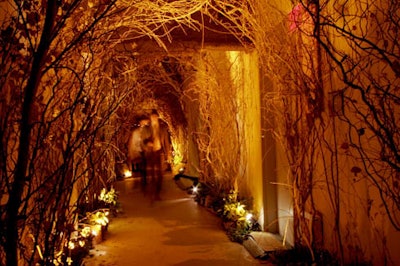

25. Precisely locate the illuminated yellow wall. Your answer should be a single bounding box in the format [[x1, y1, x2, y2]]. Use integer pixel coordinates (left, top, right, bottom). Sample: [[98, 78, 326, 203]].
[[227, 49, 264, 221], [197, 47, 264, 224], [180, 46, 265, 224]]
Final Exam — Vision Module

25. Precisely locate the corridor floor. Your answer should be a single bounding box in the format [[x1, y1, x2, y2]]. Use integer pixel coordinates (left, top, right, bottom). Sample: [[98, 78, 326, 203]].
[[83, 173, 268, 266]]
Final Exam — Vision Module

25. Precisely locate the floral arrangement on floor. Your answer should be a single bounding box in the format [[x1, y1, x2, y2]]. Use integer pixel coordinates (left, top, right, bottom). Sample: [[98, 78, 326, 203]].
[[220, 190, 261, 243], [187, 181, 261, 243], [61, 187, 119, 265], [98, 186, 120, 215]]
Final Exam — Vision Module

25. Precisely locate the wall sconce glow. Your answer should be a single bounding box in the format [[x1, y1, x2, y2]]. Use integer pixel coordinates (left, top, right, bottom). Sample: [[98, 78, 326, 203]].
[[192, 185, 199, 194]]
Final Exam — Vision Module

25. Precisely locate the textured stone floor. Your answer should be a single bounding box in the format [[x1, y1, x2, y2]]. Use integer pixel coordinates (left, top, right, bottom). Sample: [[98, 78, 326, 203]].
[[83, 174, 284, 266]]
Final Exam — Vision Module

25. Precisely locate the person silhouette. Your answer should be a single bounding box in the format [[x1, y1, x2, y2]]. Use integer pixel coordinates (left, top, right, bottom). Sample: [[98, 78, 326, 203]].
[[127, 115, 151, 188], [144, 109, 171, 201]]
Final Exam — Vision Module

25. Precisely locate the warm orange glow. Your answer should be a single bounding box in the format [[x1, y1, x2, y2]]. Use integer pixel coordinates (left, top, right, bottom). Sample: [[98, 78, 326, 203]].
[[124, 169, 132, 178]]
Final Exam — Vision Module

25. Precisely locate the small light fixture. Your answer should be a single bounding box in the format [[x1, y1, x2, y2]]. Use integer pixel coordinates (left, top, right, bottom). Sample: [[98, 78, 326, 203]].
[[124, 170, 132, 178]]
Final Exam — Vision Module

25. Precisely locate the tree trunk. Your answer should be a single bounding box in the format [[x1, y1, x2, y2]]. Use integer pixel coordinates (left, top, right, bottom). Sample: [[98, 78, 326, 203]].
[[5, 1, 57, 265]]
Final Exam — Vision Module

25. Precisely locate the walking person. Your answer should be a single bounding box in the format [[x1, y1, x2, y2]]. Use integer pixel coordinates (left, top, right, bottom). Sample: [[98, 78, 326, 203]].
[[127, 115, 151, 189], [144, 109, 171, 201]]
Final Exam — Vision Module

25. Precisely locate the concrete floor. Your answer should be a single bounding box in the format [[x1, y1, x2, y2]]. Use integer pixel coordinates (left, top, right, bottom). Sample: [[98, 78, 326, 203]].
[[83, 174, 282, 266]]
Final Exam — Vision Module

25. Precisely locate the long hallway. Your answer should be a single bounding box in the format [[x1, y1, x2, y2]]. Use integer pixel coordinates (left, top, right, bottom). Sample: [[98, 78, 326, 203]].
[[83, 174, 265, 266]]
